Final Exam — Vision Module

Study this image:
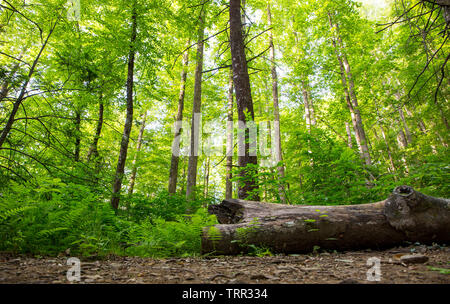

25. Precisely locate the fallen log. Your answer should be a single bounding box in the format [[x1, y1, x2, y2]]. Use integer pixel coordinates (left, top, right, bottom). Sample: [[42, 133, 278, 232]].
[[201, 186, 450, 255]]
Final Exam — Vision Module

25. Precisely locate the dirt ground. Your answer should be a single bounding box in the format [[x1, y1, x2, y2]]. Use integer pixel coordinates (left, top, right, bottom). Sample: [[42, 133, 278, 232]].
[[0, 244, 448, 284]]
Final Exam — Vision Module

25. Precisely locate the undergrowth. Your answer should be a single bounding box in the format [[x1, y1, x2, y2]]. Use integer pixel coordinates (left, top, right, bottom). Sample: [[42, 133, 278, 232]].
[[0, 177, 217, 257]]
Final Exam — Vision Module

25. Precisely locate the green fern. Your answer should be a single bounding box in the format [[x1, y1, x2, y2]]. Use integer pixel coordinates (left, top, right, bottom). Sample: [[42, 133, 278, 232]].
[[0, 206, 34, 223], [36, 227, 69, 238]]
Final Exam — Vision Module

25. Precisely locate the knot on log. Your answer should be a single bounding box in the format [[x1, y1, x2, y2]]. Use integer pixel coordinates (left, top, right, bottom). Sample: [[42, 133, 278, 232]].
[[384, 185, 450, 238]]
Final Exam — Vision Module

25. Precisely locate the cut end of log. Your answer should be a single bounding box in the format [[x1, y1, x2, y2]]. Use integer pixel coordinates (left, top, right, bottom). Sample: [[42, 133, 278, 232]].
[[393, 185, 414, 197]]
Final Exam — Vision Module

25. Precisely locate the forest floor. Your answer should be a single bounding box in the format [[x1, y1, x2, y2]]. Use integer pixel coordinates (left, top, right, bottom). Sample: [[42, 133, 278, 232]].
[[0, 244, 449, 284]]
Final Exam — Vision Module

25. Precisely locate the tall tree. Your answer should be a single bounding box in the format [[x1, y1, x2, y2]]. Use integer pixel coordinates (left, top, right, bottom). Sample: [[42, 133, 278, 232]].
[[111, 1, 137, 209], [225, 69, 234, 199], [267, 3, 286, 203], [128, 111, 147, 195], [328, 12, 371, 166], [230, 0, 259, 200], [87, 93, 104, 161], [186, 9, 206, 200], [168, 42, 190, 194]]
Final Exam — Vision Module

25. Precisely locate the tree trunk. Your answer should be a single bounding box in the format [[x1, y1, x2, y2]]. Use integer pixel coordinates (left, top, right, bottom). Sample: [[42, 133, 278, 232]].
[[328, 13, 371, 166], [128, 111, 147, 195], [226, 69, 234, 200], [379, 124, 396, 173], [74, 110, 81, 162], [202, 186, 450, 255], [204, 157, 210, 197], [230, 0, 259, 200], [168, 41, 189, 194], [397, 105, 412, 144], [301, 80, 311, 131], [335, 23, 371, 166], [267, 4, 286, 203], [345, 122, 353, 148], [87, 95, 104, 161], [186, 11, 206, 200], [397, 129, 408, 149], [328, 15, 361, 158], [111, 3, 137, 209]]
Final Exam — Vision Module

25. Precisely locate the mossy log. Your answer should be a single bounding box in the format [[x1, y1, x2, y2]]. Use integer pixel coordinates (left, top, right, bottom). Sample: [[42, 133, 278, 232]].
[[201, 186, 450, 255]]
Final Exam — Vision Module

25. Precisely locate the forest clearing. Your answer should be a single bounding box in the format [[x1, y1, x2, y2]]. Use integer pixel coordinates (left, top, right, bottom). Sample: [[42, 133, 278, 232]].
[[0, 0, 449, 288]]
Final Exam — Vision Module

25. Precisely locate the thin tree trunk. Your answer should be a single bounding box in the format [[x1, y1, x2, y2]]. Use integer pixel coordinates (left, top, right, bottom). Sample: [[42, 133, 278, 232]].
[[397, 128, 408, 149], [111, 3, 137, 209], [230, 0, 259, 200], [418, 120, 427, 133], [328, 13, 371, 165], [334, 21, 371, 166], [397, 105, 412, 145], [328, 14, 361, 157], [87, 95, 104, 161], [345, 122, 353, 148], [180, 158, 187, 194], [128, 111, 147, 195], [301, 80, 312, 131], [379, 124, 396, 172], [169, 41, 190, 194], [267, 4, 286, 203], [74, 110, 81, 162], [226, 69, 234, 199], [309, 100, 316, 126], [204, 157, 210, 197], [186, 11, 206, 200], [0, 24, 56, 149]]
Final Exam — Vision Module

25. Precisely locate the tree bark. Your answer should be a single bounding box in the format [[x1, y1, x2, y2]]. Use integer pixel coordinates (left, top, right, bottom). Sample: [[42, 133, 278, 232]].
[[202, 186, 450, 254], [226, 69, 234, 200], [111, 3, 137, 209], [128, 111, 147, 195], [74, 110, 81, 162], [87, 95, 104, 161], [301, 80, 312, 131], [397, 128, 408, 149], [230, 0, 259, 200], [345, 122, 353, 148], [204, 157, 210, 197], [168, 41, 189, 194], [267, 4, 286, 203], [186, 11, 206, 200]]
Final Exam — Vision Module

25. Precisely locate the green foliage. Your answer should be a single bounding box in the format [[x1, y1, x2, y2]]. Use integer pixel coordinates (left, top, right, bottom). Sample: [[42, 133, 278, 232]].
[[124, 208, 218, 257], [123, 191, 207, 222], [0, 177, 217, 257]]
